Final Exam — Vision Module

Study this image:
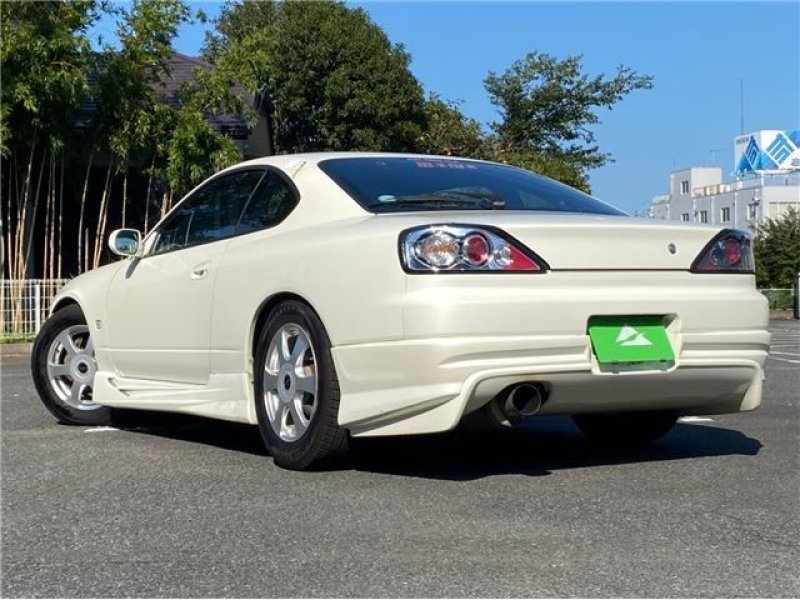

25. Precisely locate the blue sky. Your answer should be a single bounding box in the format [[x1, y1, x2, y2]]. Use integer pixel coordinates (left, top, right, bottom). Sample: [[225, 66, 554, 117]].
[[91, 1, 800, 213]]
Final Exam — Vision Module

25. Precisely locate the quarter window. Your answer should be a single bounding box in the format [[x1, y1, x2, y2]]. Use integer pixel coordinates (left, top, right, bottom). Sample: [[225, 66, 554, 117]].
[[151, 170, 265, 255], [237, 172, 298, 234]]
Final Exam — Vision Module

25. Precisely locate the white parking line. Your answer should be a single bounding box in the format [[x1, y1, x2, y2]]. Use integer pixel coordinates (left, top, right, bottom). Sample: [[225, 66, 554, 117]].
[[84, 426, 120, 433], [769, 351, 800, 358], [768, 355, 800, 365], [679, 416, 714, 423]]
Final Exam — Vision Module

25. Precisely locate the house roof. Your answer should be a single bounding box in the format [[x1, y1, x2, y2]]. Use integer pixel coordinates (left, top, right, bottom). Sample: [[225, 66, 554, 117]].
[[75, 52, 255, 139]]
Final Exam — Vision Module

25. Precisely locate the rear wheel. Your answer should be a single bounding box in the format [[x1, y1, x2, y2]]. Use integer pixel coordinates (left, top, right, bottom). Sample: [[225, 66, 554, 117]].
[[254, 301, 349, 470], [572, 411, 677, 447], [31, 304, 110, 425]]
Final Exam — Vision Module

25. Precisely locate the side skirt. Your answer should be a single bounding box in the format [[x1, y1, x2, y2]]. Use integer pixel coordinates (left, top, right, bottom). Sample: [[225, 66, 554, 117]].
[[92, 371, 257, 425]]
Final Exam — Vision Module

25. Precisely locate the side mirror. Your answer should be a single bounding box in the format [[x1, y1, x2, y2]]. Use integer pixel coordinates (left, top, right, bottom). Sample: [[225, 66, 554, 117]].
[[109, 228, 142, 257]]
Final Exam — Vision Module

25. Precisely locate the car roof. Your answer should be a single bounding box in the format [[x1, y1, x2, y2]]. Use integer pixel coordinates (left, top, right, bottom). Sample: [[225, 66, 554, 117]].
[[230, 151, 489, 170]]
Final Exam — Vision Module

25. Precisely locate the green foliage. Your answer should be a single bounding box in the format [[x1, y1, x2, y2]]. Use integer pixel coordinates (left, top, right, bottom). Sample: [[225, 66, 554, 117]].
[[0, 0, 98, 154], [165, 108, 241, 196], [415, 53, 652, 192], [92, 0, 245, 195], [484, 52, 653, 190], [1, 0, 655, 283], [753, 207, 800, 289], [205, 0, 426, 153], [92, 0, 189, 161], [417, 95, 486, 158], [1, 0, 250, 281]]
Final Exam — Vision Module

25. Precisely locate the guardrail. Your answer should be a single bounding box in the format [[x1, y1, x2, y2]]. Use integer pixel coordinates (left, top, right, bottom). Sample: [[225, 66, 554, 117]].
[[1, 279, 68, 342]]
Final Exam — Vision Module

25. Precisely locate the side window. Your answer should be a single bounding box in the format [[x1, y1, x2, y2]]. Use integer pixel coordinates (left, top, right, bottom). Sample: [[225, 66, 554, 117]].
[[237, 171, 299, 234], [152, 170, 264, 255]]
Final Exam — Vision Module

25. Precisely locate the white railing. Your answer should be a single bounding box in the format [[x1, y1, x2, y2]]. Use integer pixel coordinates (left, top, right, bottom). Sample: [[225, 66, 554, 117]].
[[0, 279, 794, 342], [1, 279, 69, 341]]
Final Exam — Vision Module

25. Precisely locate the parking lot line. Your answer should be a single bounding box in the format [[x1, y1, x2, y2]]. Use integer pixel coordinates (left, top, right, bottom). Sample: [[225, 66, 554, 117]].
[[767, 355, 800, 365]]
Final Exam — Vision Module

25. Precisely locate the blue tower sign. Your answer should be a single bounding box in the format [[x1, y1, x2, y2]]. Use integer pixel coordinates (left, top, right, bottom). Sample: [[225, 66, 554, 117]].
[[734, 130, 800, 175]]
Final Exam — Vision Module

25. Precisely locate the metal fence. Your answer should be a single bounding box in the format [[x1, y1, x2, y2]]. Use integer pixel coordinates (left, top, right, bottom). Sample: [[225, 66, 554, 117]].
[[760, 288, 796, 311], [1, 279, 68, 342]]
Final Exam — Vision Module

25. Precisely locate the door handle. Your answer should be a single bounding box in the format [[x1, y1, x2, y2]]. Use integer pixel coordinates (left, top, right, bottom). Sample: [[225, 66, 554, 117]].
[[190, 267, 208, 280]]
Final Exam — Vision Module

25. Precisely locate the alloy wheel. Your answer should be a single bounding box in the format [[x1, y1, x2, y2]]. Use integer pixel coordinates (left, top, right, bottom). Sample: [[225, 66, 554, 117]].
[[263, 323, 318, 442], [45, 325, 100, 411]]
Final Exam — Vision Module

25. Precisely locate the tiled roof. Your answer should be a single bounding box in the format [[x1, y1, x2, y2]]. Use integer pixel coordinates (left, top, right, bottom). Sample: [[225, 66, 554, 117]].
[[75, 53, 254, 139]]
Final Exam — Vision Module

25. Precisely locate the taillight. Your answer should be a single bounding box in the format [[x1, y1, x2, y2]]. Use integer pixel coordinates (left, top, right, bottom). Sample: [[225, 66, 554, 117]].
[[691, 229, 755, 273], [400, 225, 548, 273]]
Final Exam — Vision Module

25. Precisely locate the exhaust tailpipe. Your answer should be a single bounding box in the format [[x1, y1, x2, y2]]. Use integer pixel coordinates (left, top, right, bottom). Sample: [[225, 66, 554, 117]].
[[502, 383, 547, 419]]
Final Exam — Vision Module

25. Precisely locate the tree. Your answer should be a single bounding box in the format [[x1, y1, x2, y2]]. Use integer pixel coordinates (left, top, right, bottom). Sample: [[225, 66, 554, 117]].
[[1, 0, 251, 283], [417, 94, 486, 158], [0, 0, 99, 281], [753, 207, 800, 289], [205, 0, 426, 153], [484, 52, 652, 191], [89, 0, 192, 266]]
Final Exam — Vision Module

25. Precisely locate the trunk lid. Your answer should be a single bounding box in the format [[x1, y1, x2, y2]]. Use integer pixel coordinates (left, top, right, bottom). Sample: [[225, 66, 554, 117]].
[[382, 212, 724, 270]]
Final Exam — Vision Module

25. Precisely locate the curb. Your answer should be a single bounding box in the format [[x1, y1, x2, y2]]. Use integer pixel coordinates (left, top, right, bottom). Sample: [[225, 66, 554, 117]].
[[0, 343, 32, 357]]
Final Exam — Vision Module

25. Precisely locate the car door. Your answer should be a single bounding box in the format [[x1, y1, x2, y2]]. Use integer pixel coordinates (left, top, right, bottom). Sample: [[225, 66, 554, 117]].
[[210, 169, 301, 374], [105, 169, 266, 385]]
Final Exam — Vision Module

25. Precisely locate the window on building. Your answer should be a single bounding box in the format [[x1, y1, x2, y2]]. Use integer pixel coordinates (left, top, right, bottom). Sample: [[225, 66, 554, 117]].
[[720, 207, 731, 222], [698, 210, 708, 224], [748, 204, 758, 220], [681, 180, 689, 194], [681, 213, 690, 222]]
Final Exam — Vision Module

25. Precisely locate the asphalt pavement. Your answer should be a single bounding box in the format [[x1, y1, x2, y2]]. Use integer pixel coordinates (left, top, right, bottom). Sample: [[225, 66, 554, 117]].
[[2, 322, 798, 597]]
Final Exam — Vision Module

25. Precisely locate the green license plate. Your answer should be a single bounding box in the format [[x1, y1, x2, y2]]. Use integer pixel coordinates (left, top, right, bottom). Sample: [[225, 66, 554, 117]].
[[587, 316, 675, 364]]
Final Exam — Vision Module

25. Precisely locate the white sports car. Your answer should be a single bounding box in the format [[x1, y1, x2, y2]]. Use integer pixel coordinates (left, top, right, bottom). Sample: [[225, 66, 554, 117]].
[[32, 153, 770, 470]]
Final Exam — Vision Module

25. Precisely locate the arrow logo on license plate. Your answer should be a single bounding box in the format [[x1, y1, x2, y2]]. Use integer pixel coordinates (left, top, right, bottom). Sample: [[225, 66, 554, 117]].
[[616, 324, 653, 347]]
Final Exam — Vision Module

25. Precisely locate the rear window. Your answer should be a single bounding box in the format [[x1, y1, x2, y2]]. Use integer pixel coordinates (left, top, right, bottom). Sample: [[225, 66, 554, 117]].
[[318, 157, 625, 216]]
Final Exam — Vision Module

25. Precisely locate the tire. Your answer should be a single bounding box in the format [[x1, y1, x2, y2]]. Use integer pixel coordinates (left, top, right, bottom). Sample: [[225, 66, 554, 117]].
[[31, 304, 110, 426], [254, 300, 349, 470], [572, 411, 678, 447]]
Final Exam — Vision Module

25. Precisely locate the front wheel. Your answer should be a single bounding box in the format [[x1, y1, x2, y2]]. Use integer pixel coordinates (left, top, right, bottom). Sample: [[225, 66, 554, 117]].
[[572, 411, 678, 447], [31, 304, 110, 425], [254, 301, 349, 470]]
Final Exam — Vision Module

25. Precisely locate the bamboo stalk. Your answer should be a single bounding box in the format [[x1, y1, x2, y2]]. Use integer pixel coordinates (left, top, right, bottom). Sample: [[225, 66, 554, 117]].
[[57, 153, 64, 279], [84, 227, 90, 274], [144, 156, 154, 235], [43, 154, 53, 281], [20, 147, 46, 280], [1, 158, 7, 281], [13, 141, 37, 282], [93, 159, 114, 268], [77, 149, 94, 275], [49, 156, 56, 280], [121, 159, 128, 228], [3, 157, 13, 279]]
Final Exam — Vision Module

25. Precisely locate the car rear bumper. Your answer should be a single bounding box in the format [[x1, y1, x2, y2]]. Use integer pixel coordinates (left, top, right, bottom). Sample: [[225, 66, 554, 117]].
[[332, 272, 770, 436]]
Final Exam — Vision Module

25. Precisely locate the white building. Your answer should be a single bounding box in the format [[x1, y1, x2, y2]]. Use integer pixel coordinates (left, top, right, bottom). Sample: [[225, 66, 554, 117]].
[[649, 130, 800, 229]]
